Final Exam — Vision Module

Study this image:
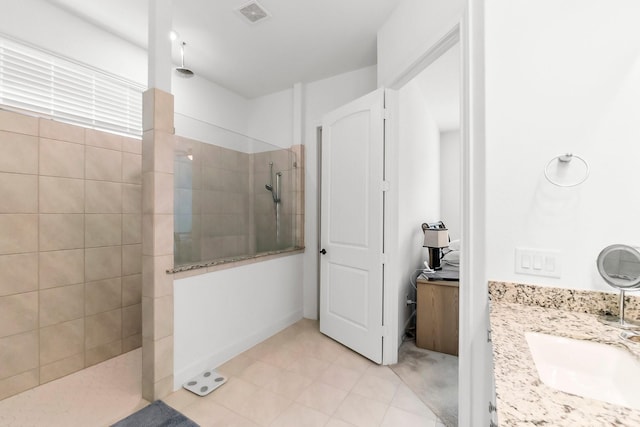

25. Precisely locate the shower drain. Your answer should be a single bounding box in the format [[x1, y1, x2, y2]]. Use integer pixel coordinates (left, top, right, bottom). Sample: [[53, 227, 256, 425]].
[[182, 369, 227, 396]]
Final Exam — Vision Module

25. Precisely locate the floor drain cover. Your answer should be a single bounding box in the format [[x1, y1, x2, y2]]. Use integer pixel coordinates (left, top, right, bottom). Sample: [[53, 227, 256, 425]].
[[182, 370, 227, 396]]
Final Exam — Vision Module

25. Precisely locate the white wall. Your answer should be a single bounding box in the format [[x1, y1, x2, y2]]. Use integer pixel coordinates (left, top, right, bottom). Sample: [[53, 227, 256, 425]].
[[173, 255, 303, 386], [301, 65, 378, 319], [485, 0, 640, 292], [392, 80, 441, 345], [0, 0, 147, 85], [440, 130, 461, 241], [376, 0, 464, 88], [246, 88, 294, 149]]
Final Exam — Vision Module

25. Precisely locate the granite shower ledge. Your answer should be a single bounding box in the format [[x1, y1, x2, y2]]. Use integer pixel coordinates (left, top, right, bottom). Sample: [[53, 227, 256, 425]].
[[169, 247, 305, 279], [489, 282, 640, 426]]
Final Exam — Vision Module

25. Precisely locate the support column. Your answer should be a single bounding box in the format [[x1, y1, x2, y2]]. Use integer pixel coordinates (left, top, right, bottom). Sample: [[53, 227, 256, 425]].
[[142, 0, 175, 402]]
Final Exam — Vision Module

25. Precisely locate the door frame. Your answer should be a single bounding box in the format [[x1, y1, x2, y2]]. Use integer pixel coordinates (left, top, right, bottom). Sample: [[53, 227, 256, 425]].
[[385, 2, 487, 423]]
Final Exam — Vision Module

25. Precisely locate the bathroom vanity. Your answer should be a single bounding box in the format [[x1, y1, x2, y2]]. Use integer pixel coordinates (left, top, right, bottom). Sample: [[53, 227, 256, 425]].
[[488, 282, 640, 425]]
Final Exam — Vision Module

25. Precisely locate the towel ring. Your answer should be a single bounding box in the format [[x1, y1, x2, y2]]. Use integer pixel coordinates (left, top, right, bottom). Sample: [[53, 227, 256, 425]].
[[544, 153, 589, 187]]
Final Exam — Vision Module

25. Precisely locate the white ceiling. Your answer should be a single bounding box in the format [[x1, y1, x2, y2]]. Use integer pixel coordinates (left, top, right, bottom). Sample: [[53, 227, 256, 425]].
[[45, 0, 402, 99]]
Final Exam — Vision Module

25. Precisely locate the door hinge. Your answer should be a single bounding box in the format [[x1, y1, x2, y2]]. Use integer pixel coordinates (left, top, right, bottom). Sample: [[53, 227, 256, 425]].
[[487, 329, 492, 343], [381, 181, 390, 192], [381, 254, 388, 264], [383, 108, 391, 120]]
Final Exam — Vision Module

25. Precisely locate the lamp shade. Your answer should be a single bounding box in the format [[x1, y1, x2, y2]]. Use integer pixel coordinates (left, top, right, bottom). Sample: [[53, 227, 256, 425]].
[[423, 228, 449, 248]]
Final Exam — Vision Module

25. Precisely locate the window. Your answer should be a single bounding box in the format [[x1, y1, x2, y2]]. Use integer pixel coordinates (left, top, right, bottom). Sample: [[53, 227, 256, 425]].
[[0, 36, 144, 137]]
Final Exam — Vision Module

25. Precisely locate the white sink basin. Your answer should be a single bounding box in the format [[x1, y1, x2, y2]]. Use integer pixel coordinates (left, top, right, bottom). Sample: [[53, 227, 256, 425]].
[[525, 332, 640, 410]]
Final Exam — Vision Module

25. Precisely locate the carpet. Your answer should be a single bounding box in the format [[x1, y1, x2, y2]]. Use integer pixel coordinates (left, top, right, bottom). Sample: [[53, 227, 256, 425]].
[[390, 341, 459, 426], [111, 400, 199, 427]]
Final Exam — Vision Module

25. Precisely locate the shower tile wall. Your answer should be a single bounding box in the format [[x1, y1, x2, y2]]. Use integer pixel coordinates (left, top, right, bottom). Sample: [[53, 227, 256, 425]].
[[0, 110, 142, 400]]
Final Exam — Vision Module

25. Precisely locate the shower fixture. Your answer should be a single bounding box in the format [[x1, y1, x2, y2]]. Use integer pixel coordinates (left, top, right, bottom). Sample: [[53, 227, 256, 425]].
[[265, 162, 281, 203], [176, 42, 194, 78]]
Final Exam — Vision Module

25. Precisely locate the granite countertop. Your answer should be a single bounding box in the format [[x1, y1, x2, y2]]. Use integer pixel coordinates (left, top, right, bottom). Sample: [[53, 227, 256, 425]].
[[489, 282, 640, 426]]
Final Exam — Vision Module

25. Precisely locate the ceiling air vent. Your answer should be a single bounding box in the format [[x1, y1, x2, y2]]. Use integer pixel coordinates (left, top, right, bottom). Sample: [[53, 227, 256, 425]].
[[236, 1, 270, 24]]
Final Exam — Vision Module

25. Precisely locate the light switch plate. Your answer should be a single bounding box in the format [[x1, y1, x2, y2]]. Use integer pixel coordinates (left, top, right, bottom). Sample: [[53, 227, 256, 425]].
[[515, 248, 562, 278]]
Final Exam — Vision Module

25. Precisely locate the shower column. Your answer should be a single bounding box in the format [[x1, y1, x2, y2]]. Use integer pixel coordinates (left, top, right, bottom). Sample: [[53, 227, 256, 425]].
[[142, 0, 175, 402]]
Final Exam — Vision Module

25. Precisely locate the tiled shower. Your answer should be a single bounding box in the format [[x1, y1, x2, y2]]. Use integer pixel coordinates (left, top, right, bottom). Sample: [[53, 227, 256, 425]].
[[0, 110, 142, 400]]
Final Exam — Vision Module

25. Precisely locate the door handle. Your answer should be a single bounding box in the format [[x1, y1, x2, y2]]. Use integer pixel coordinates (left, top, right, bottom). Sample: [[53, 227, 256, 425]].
[[320, 248, 327, 255]]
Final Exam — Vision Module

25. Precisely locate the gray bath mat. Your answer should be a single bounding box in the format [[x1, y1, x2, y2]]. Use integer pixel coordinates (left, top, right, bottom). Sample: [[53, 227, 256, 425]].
[[110, 400, 199, 427]]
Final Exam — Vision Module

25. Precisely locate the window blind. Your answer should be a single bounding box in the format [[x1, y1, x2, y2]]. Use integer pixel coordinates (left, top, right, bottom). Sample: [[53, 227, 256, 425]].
[[0, 36, 144, 137]]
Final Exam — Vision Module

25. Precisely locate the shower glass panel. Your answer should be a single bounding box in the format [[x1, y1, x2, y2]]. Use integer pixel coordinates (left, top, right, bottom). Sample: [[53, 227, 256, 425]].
[[173, 114, 301, 267]]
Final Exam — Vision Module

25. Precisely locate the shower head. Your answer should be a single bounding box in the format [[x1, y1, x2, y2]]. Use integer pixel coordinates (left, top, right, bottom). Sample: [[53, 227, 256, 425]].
[[176, 42, 194, 78]]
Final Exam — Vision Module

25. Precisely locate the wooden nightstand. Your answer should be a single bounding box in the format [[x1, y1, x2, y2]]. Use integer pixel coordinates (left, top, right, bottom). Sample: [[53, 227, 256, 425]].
[[416, 278, 459, 356]]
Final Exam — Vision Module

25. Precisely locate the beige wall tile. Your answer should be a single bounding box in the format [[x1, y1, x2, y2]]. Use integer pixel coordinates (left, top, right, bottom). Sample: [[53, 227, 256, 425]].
[[85, 214, 122, 248], [122, 137, 142, 155], [86, 340, 122, 367], [141, 255, 173, 298], [123, 153, 142, 184], [39, 138, 84, 178], [0, 331, 38, 379], [142, 89, 174, 133], [154, 335, 173, 380], [122, 244, 142, 277], [39, 319, 84, 365], [85, 129, 122, 151], [0, 111, 38, 135], [39, 284, 84, 327], [0, 292, 38, 337], [153, 375, 173, 401], [122, 333, 142, 353], [85, 308, 122, 350], [39, 177, 84, 213], [0, 214, 38, 255], [85, 246, 121, 282], [0, 131, 38, 174], [85, 180, 122, 213], [154, 295, 173, 340], [122, 274, 142, 306], [122, 303, 141, 338], [0, 369, 38, 401], [123, 184, 142, 214], [123, 214, 142, 244], [0, 173, 38, 213], [85, 278, 121, 316], [39, 353, 83, 384], [154, 214, 174, 256], [39, 214, 84, 251], [85, 146, 122, 182], [0, 253, 38, 296], [39, 249, 84, 289], [141, 297, 153, 340], [39, 119, 84, 143]]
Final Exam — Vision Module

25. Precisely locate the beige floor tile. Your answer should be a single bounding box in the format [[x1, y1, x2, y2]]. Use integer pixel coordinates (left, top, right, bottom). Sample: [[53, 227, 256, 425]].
[[270, 402, 329, 427], [325, 419, 357, 427], [263, 369, 313, 400], [318, 363, 363, 392], [391, 383, 439, 418], [182, 399, 259, 427], [351, 372, 400, 404], [285, 355, 330, 379], [364, 364, 402, 385], [381, 406, 438, 427], [333, 351, 374, 374], [210, 376, 260, 413], [237, 387, 291, 426], [333, 393, 389, 427], [239, 360, 283, 387], [259, 345, 302, 370], [242, 340, 274, 360], [217, 353, 254, 377], [295, 381, 348, 415], [162, 388, 200, 411]]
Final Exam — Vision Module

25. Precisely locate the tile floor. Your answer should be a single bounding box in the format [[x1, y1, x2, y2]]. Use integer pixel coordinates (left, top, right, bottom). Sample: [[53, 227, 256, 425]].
[[0, 319, 445, 427]]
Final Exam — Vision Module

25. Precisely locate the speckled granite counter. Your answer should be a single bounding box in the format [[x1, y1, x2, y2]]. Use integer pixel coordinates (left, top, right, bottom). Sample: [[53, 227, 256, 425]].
[[489, 282, 640, 426]]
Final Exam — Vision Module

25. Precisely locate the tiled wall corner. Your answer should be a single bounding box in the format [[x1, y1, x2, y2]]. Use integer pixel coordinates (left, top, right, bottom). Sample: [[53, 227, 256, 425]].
[[141, 89, 175, 402], [0, 110, 143, 399]]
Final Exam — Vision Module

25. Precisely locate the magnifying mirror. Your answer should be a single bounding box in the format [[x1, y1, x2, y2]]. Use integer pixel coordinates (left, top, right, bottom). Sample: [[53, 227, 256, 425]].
[[597, 244, 640, 329]]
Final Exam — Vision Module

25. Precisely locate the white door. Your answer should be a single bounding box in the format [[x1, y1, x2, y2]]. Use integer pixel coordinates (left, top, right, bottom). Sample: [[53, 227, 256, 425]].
[[319, 88, 386, 364]]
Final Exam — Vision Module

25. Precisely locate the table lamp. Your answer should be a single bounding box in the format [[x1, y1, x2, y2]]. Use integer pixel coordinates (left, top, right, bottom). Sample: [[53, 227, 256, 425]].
[[423, 227, 449, 270]]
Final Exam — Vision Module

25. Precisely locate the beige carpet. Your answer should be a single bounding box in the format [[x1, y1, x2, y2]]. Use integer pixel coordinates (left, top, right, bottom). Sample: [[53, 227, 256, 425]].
[[390, 341, 458, 426]]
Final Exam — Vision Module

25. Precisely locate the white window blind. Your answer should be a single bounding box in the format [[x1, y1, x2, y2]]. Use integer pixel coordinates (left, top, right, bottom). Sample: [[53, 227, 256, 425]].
[[0, 37, 144, 137]]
